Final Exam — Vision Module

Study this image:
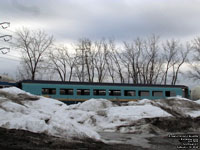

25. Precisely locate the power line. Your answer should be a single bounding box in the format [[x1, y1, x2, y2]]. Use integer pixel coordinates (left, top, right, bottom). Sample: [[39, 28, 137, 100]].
[[0, 38, 9, 42], [0, 22, 12, 54], [0, 56, 20, 62], [0, 47, 10, 54], [5, 53, 21, 59], [0, 35, 12, 42], [0, 22, 10, 29]]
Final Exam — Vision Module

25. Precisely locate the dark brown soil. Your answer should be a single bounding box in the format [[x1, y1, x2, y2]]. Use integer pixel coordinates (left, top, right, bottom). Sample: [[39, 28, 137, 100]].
[[0, 127, 145, 150]]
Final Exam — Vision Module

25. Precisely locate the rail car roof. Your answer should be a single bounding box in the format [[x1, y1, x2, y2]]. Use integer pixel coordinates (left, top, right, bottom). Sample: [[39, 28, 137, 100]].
[[19, 80, 188, 88]]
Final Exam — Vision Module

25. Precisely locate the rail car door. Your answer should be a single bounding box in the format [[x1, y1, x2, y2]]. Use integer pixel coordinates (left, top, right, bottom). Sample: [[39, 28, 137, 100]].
[[183, 87, 189, 98]]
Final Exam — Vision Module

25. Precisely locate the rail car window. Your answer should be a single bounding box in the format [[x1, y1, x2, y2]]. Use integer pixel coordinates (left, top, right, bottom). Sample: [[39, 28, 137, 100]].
[[109, 90, 121, 96], [165, 91, 176, 97], [165, 91, 170, 97], [60, 89, 73, 95], [138, 91, 150, 96], [42, 88, 56, 95], [124, 90, 136, 96], [171, 91, 176, 96], [93, 89, 106, 96], [77, 89, 90, 95], [152, 91, 163, 97]]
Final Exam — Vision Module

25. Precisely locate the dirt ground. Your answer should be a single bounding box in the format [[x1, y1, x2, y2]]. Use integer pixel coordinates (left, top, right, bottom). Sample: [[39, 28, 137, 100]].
[[1, 127, 199, 150], [1, 97, 200, 150], [0, 127, 146, 150]]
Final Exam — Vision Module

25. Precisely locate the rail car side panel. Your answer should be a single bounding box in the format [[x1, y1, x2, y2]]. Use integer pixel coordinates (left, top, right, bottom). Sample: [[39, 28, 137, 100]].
[[21, 82, 185, 104]]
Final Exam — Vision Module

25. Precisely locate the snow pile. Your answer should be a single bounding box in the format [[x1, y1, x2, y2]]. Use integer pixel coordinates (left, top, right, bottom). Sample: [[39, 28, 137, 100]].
[[127, 99, 152, 105], [66, 97, 200, 133], [98, 104, 171, 132], [63, 98, 172, 132], [0, 87, 100, 141], [1, 87, 28, 95], [195, 99, 200, 104], [106, 105, 171, 120], [151, 98, 200, 118], [65, 99, 173, 132], [76, 98, 116, 111], [191, 85, 200, 100], [1, 87, 200, 137]]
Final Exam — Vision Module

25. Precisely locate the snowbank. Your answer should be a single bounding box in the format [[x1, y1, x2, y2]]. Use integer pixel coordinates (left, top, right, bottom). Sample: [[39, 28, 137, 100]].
[[1, 87, 29, 95], [76, 98, 116, 111], [195, 99, 200, 104], [151, 98, 200, 118], [1, 87, 200, 137], [127, 99, 152, 105], [106, 105, 171, 120], [66, 97, 200, 133], [0, 87, 100, 141]]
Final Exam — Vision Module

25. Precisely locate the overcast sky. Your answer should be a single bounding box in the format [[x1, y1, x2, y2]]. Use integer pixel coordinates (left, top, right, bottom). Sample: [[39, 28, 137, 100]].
[[0, 0, 200, 86], [1, 0, 200, 42]]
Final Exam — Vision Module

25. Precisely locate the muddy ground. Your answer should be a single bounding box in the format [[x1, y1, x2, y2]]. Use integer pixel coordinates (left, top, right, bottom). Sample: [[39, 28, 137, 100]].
[[0, 127, 145, 150], [100, 116, 200, 150], [1, 124, 200, 150], [1, 97, 200, 150]]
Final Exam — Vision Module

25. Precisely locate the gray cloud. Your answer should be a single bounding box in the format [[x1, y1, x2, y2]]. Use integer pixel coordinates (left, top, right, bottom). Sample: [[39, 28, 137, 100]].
[[39, 0, 200, 42], [11, 0, 40, 16], [1, 0, 200, 41], [1, 0, 200, 83]]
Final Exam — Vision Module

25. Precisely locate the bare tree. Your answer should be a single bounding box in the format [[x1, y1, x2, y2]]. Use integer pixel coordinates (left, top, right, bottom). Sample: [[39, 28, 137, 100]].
[[188, 37, 200, 80], [171, 43, 190, 85], [74, 38, 95, 82], [49, 46, 76, 81], [108, 39, 125, 83], [162, 39, 190, 85], [122, 38, 142, 84], [143, 35, 162, 84], [162, 39, 178, 84], [93, 39, 109, 82], [122, 36, 163, 84], [14, 28, 53, 80], [105, 50, 116, 83]]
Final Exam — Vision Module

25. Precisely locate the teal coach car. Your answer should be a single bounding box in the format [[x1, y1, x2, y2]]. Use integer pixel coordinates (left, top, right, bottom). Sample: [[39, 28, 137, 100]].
[[18, 80, 190, 104]]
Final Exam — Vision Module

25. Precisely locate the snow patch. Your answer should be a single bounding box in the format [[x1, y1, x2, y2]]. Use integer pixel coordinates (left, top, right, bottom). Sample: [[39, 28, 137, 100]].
[[1, 87, 29, 95], [195, 100, 200, 104], [107, 105, 171, 120], [77, 98, 116, 111]]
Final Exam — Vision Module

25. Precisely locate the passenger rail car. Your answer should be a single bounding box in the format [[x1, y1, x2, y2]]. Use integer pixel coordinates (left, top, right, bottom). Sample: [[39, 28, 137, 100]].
[[19, 80, 190, 104], [0, 81, 17, 89]]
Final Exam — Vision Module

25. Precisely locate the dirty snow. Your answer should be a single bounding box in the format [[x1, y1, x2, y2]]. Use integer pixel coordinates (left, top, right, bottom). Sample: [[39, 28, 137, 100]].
[[106, 105, 171, 120], [0, 87, 100, 141], [186, 110, 200, 118], [77, 98, 116, 111], [195, 99, 200, 104], [1, 87, 200, 142]]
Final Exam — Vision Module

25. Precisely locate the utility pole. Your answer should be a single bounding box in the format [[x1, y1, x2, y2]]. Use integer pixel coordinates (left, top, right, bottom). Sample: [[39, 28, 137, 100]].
[[0, 22, 12, 54]]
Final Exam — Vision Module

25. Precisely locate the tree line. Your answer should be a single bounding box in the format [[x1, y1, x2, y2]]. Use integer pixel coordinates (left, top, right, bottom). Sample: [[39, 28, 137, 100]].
[[13, 28, 200, 85]]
